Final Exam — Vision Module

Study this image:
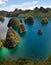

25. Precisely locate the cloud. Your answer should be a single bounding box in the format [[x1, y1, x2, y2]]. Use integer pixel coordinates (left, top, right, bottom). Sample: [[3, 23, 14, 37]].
[[0, 0, 51, 11], [0, 1, 39, 11], [10, 1, 39, 9], [0, 0, 8, 4]]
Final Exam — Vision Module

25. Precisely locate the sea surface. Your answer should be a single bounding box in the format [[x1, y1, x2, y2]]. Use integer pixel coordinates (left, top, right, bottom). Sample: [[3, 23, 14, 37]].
[[0, 17, 51, 59]]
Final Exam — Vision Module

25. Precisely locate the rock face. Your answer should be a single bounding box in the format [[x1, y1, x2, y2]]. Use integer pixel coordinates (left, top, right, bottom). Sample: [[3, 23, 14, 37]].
[[18, 23, 26, 33], [38, 29, 43, 34], [41, 18, 48, 25], [8, 18, 20, 27], [8, 18, 26, 34], [25, 16, 34, 24], [0, 41, 3, 48], [5, 27, 19, 48]]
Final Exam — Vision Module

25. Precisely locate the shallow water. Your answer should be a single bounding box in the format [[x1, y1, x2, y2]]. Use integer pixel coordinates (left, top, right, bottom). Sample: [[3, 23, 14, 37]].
[[0, 17, 51, 59]]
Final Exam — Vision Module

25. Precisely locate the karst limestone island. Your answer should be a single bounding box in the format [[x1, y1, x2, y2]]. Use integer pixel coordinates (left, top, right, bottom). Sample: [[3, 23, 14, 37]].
[[4, 27, 19, 48], [0, 17, 26, 48], [41, 17, 48, 25], [8, 18, 26, 33], [24, 16, 34, 25]]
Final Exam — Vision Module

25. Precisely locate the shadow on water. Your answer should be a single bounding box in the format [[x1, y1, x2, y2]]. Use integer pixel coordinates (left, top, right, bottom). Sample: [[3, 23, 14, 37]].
[[18, 32, 26, 37], [9, 42, 20, 54], [12, 25, 26, 37], [12, 25, 18, 31], [25, 22, 34, 26]]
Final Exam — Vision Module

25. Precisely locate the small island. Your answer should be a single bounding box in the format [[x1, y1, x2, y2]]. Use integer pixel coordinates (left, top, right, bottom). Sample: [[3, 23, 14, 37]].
[[4, 27, 19, 48], [8, 18, 26, 34], [24, 16, 34, 24], [41, 18, 48, 25], [38, 29, 43, 34], [8, 18, 20, 27]]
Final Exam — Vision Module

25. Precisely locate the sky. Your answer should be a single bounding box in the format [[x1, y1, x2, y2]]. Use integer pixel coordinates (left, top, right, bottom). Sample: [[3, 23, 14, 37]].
[[0, 0, 51, 11]]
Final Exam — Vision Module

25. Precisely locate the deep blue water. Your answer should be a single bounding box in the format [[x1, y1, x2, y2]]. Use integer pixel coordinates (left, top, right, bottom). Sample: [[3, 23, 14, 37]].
[[0, 17, 51, 60]]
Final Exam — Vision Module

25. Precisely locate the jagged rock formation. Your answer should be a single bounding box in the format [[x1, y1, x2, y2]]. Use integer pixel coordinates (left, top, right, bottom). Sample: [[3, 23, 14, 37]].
[[5, 27, 19, 48]]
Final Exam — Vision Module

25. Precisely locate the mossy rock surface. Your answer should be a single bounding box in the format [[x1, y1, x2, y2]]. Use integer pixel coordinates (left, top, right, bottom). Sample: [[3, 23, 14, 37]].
[[41, 18, 48, 25], [5, 27, 19, 48], [25, 16, 34, 24], [0, 41, 3, 47], [18, 23, 26, 34], [8, 18, 20, 27]]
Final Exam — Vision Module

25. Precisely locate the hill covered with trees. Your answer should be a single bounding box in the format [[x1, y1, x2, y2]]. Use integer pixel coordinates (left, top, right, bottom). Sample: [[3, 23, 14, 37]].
[[0, 7, 51, 18]]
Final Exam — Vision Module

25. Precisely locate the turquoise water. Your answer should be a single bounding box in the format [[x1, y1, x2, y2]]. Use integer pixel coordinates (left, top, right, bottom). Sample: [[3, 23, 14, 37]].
[[0, 17, 51, 59]]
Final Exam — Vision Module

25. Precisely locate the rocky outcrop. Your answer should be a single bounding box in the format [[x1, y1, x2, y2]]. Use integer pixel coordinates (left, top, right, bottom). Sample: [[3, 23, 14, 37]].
[[41, 18, 48, 25], [5, 27, 19, 48], [8, 18, 20, 27], [25, 16, 34, 24], [18, 23, 26, 33], [0, 41, 3, 48], [38, 29, 43, 34]]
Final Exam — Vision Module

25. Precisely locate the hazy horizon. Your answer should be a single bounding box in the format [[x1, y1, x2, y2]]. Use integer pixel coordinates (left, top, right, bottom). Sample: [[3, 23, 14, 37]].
[[0, 0, 51, 11]]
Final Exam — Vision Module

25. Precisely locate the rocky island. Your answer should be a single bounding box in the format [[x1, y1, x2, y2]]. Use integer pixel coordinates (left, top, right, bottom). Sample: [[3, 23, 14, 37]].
[[24, 16, 34, 24], [41, 18, 48, 25], [4, 27, 19, 48], [8, 18, 20, 27], [8, 18, 26, 33], [4, 17, 26, 48], [18, 23, 26, 33], [38, 29, 43, 34]]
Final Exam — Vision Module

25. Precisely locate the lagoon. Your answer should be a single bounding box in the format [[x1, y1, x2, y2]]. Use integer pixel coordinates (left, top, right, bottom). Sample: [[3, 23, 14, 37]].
[[0, 17, 51, 59]]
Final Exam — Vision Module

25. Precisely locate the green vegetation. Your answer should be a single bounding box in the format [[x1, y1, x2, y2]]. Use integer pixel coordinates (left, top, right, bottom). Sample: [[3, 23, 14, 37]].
[[41, 18, 48, 25], [18, 10, 35, 18], [8, 18, 26, 34], [4, 27, 19, 48], [0, 16, 5, 23], [25, 16, 34, 24], [0, 39, 5, 47], [6, 17, 26, 48], [18, 23, 26, 33], [0, 41, 3, 47], [8, 18, 20, 27], [0, 55, 51, 65], [0, 7, 51, 18]]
